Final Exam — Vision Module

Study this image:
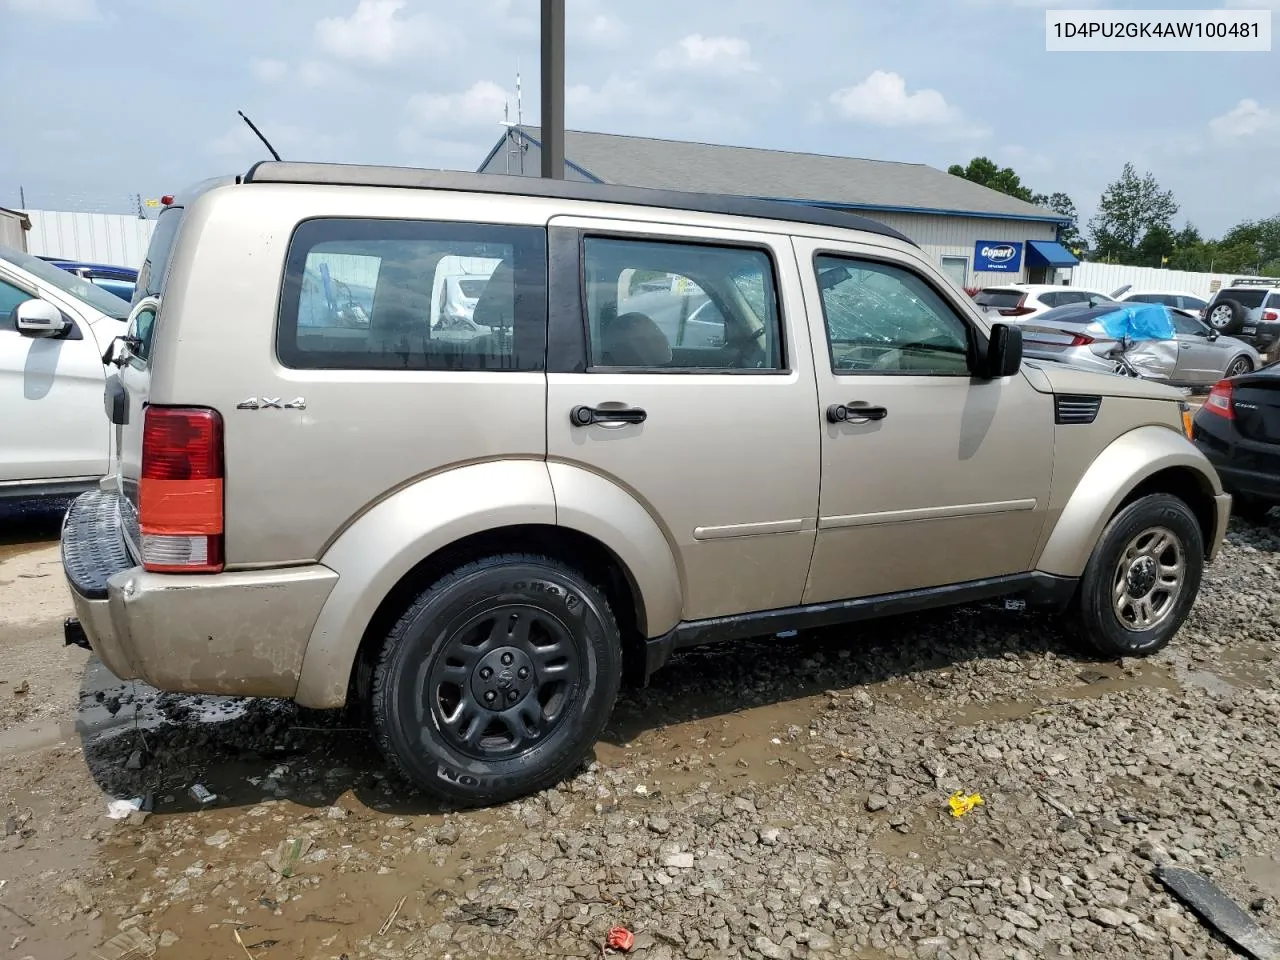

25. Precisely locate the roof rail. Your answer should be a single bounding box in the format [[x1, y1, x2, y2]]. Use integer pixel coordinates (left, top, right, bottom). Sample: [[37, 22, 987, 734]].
[[241, 160, 916, 246]]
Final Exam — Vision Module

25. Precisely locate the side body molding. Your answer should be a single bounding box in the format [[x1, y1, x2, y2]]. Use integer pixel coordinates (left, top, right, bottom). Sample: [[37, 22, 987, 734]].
[[295, 460, 557, 708], [1036, 425, 1226, 578], [547, 461, 683, 640]]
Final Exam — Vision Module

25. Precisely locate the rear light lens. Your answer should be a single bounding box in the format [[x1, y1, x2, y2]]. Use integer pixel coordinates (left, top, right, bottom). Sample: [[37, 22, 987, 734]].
[[1068, 333, 1096, 346], [139, 407, 224, 573], [1264, 309, 1279, 322], [998, 306, 1035, 317], [1205, 380, 1235, 420], [1179, 400, 1194, 439]]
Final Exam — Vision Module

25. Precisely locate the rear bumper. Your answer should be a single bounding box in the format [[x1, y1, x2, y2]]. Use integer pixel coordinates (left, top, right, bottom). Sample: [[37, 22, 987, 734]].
[[61, 490, 339, 698], [1195, 424, 1280, 506]]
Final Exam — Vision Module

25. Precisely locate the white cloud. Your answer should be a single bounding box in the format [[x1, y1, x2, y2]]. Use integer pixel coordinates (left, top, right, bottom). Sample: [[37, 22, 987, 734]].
[[207, 121, 310, 159], [827, 70, 960, 127], [4, 0, 99, 19], [582, 13, 625, 45], [657, 34, 759, 74], [1210, 98, 1277, 137], [407, 81, 509, 129], [314, 0, 439, 65], [251, 58, 288, 82]]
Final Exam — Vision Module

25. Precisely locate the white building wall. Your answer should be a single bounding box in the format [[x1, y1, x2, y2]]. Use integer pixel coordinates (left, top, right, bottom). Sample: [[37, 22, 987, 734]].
[[22, 210, 156, 268], [867, 211, 1060, 288]]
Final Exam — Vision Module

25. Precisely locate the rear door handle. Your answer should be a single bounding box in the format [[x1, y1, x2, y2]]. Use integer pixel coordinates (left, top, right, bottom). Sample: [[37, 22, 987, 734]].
[[827, 402, 888, 424], [570, 404, 648, 426]]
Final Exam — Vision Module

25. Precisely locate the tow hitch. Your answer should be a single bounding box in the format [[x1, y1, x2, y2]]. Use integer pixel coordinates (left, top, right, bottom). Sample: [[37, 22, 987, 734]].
[[64, 617, 90, 650]]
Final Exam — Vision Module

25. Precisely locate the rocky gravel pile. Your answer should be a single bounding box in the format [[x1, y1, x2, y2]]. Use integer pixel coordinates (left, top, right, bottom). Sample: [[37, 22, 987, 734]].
[[3, 519, 1279, 960]]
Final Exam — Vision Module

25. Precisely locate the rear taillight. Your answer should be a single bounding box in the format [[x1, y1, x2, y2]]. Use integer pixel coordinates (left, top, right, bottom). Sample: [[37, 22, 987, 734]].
[[1068, 333, 1096, 346], [1264, 309, 1279, 322], [1205, 380, 1235, 420], [997, 295, 1032, 317], [139, 406, 224, 573]]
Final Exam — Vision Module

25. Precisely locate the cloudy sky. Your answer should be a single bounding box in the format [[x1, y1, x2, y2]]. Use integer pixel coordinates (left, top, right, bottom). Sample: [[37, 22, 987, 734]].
[[1, 0, 1276, 237]]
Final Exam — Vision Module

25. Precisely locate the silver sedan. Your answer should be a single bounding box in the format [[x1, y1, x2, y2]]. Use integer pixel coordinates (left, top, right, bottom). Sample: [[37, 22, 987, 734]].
[[1018, 302, 1261, 386]]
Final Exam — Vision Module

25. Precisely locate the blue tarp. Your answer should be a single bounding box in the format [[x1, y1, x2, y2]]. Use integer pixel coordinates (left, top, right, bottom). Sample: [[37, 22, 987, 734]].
[[1096, 302, 1177, 342]]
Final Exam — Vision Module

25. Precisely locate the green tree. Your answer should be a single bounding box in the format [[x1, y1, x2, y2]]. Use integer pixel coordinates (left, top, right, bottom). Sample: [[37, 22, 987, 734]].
[[1038, 191, 1083, 252], [1087, 163, 1179, 263], [1136, 224, 1176, 267], [949, 158, 1082, 250], [947, 157, 1035, 204]]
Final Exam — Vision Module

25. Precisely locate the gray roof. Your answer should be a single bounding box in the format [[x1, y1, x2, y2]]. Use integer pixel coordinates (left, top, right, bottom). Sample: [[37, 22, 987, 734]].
[[483, 127, 1066, 223]]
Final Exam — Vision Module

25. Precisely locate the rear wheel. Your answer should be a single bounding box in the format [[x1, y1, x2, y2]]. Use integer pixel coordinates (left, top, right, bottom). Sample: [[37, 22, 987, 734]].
[[371, 553, 623, 806], [1225, 356, 1253, 379], [1077, 494, 1204, 657]]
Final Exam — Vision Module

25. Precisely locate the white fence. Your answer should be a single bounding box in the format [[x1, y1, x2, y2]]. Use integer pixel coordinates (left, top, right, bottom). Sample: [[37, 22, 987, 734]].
[[22, 210, 155, 268], [1068, 261, 1263, 300]]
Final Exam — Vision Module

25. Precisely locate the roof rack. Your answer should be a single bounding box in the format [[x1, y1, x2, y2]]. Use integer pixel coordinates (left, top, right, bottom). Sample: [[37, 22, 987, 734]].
[[1228, 277, 1280, 286], [241, 161, 916, 246]]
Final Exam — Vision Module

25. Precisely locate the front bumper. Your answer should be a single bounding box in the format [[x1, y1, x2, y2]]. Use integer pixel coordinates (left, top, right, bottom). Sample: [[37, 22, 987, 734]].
[[61, 490, 339, 698]]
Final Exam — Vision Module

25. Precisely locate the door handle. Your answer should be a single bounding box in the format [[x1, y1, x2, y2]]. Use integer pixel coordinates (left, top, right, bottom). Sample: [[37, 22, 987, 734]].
[[827, 402, 888, 424], [570, 404, 648, 427]]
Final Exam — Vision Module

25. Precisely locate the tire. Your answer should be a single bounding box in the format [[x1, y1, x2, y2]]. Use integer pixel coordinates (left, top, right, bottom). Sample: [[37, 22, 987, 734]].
[[371, 553, 623, 806], [1207, 299, 1246, 335], [1076, 494, 1204, 658], [1235, 497, 1275, 526], [1225, 355, 1253, 379]]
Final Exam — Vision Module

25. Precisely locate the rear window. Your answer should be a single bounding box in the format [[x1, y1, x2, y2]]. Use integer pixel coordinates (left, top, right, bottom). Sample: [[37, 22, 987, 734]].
[[1217, 289, 1268, 309], [277, 218, 547, 371], [134, 205, 184, 305], [974, 289, 1024, 308]]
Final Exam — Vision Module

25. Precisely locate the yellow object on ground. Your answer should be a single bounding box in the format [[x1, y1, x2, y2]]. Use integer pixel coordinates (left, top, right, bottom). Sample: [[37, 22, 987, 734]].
[[949, 792, 984, 817]]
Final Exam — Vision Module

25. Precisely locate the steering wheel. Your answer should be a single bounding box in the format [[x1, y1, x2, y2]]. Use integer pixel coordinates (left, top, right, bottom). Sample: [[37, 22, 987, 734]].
[[722, 325, 768, 367]]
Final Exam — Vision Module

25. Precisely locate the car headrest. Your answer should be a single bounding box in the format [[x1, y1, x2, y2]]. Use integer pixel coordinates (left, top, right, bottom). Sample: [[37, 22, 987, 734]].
[[600, 312, 672, 367]]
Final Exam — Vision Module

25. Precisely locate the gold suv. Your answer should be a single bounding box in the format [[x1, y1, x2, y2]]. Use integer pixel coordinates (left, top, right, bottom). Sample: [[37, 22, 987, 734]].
[[61, 163, 1230, 805]]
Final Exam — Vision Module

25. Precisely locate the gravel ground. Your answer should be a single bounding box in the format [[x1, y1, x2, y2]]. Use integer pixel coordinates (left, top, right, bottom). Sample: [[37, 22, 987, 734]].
[[0, 510, 1277, 960]]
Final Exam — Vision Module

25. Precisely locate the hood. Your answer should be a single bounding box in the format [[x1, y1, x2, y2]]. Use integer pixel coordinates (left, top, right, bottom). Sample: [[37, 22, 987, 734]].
[[1023, 359, 1185, 401]]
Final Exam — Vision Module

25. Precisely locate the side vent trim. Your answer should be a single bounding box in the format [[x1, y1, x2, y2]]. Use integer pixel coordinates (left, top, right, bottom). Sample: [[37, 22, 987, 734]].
[[1055, 394, 1102, 425]]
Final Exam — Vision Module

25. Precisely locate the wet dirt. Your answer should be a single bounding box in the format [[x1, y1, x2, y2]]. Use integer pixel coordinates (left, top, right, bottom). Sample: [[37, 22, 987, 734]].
[[1, 519, 1278, 959]]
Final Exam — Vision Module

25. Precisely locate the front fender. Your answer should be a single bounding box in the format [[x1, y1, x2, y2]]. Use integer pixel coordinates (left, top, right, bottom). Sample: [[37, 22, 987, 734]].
[[1037, 425, 1225, 578], [294, 459, 556, 708]]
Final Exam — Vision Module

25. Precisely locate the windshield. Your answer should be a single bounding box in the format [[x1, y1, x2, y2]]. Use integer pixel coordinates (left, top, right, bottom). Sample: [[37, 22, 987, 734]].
[[0, 244, 131, 320]]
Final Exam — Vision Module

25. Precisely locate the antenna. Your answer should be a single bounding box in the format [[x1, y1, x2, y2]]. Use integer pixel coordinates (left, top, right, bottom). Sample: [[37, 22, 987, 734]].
[[237, 110, 282, 162]]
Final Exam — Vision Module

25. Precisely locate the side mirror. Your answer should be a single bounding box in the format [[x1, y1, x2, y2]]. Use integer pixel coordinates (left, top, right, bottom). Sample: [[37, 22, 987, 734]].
[[14, 299, 71, 339], [1207, 329, 1220, 341], [984, 322, 1023, 378]]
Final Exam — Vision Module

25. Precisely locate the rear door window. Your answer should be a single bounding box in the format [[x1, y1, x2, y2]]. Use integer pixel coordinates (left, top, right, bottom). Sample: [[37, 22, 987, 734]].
[[277, 218, 547, 371]]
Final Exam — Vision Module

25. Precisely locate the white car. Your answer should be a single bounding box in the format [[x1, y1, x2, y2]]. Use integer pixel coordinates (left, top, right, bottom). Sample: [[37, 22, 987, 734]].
[[1111, 286, 1210, 319], [0, 244, 130, 502], [972, 283, 1114, 320]]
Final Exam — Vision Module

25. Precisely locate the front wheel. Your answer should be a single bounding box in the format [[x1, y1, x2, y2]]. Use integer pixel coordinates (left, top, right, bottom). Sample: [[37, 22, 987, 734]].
[[371, 553, 623, 806], [1077, 494, 1204, 657]]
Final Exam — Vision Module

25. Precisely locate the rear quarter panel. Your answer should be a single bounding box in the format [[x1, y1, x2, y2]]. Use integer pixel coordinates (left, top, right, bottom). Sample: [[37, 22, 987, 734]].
[[149, 183, 569, 565]]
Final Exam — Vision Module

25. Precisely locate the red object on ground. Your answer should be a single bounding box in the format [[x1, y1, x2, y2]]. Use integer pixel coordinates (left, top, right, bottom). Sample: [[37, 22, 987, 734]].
[[606, 927, 635, 952]]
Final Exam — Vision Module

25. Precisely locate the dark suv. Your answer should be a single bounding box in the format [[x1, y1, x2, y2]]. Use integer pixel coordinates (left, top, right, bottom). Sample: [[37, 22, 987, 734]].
[[1204, 278, 1280, 360]]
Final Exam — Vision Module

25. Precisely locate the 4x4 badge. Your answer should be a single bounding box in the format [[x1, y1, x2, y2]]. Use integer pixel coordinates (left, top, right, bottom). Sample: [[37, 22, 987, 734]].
[[237, 397, 306, 410]]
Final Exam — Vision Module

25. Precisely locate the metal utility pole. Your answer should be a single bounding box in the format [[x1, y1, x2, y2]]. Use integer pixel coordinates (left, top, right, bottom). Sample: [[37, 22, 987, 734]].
[[540, 0, 565, 179]]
